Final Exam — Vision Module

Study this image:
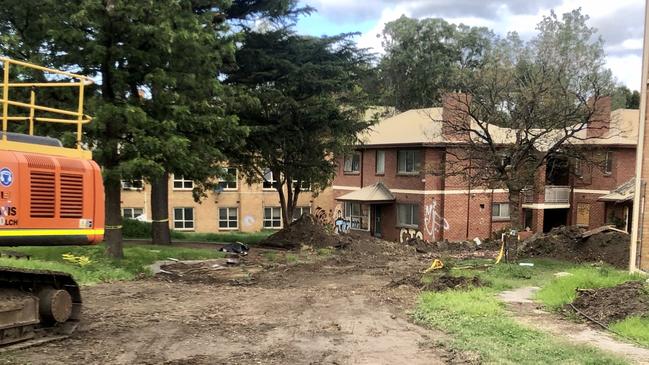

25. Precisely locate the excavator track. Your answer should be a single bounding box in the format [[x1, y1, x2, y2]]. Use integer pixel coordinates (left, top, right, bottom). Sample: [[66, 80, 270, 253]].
[[0, 267, 82, 347]]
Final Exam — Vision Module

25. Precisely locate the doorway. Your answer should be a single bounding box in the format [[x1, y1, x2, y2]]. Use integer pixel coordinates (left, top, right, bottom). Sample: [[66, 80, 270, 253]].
[[373, 206, 382, 238]]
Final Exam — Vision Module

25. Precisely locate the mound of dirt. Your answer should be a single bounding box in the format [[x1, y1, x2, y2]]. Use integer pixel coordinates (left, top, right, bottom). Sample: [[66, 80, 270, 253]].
[[569, 281, 649, 325], [388, 273, 482, 292], [518, 226, 630, 268], [259, 214, 354, 250]]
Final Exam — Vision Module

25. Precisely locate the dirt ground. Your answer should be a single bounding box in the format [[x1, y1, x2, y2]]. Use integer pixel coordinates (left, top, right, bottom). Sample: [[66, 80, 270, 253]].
[[2, 237, 480, 365], [570, 281, 649, 325]]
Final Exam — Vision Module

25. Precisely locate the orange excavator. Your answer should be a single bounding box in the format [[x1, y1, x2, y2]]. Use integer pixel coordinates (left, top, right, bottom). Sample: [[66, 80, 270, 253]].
[[0, 58, 104, 345]]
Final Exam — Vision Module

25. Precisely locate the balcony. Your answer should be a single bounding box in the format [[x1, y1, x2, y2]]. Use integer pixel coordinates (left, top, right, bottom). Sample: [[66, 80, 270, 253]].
[[522, 185, 571, 205], [544, 186, 571, 203]]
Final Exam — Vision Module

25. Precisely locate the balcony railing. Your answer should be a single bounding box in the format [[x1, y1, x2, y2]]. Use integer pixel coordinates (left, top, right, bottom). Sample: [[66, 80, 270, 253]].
[[544, 186, 571, 203]]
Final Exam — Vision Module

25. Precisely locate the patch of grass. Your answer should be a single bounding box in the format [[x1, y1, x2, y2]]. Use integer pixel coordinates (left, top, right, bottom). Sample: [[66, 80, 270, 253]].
[[415, 288, 628, 364], [317, 247, 334, 256], [262, 251, 278, 262], [285, 253, 299, 263], [536, 266, 642, 310], [0, 244, 224, 285], [610, 316, 649, 347], [122, 218, 273, 245], [449, 258, 577, 291], [170, 230, 273, 245]]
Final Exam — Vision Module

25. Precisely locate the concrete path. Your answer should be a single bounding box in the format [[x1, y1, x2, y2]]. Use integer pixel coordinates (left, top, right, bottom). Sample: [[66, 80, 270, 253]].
[[499, 287, 649, 365]]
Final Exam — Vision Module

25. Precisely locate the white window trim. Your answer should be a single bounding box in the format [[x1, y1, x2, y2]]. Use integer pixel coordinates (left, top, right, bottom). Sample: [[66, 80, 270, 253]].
[[396, 203, 419, 228], [173, 207, 195, 231], [263, 206, 283, 229], [397, 150, 421, 174], [122, 207, 144, 220], [292, 206, 311, 221], [343, 201, 370, 231], [343, 152, 361, 174], [604, 151, 613, 175], [172, 175, 194, 191], [291, 179, 311, 191], [218, 207, 239, 230], [121, 179, 144, 191], [491, 203, 510, 221], [262, 170, 278, 191], [218, 168, 238, 191]]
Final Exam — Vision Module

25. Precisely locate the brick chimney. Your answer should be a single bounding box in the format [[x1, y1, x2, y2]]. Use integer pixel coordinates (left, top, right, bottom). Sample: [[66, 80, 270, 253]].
[[442, 93, 472, 141], [586, 96, 611, 138]]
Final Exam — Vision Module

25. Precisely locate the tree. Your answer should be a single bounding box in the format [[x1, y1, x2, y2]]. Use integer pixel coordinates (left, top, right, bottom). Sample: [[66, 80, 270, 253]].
[[226, 30, 374, 226], [612, 85, 640, 109], [379, 16, 494, 111], [438, 9, 614, 229], [18, 0, 244, 257]]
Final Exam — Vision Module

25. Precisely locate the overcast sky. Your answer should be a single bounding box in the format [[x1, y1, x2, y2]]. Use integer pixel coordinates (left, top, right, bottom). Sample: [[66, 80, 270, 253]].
[[295, 0, 645, 90]]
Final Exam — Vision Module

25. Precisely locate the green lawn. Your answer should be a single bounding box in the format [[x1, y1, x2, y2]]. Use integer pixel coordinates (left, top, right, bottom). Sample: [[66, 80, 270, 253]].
[[414, 259, 632, 364], [0, 244, 224, 285]]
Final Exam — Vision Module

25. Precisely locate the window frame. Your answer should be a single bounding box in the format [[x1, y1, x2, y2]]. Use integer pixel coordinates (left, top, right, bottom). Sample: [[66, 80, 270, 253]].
[[172, 175, 194, 191], [375, 150, 385, 175], [173, 207, 195, 231], [218, 167, 238, 191], [396, 203, 419, 228], [122, 207, 144, 220], [263, 169, 277, 190], [574, 158, 582, 177], [397, 150, 422, 174], [292, 206, 311, 221], [491, 203, 510, 220], [343, 152, 361, 174], [218, 207, 239, 230], [263, 207, 282, 229], [291, 180, 311, 191], [343, 201, 369, 231], [121, 179, 144, 191], [604, 151, 613, 175]]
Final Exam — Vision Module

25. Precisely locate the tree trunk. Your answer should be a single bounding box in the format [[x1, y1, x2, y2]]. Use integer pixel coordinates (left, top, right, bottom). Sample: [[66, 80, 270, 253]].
[[151, 172, 171, 245], [276, 182, 290, 227], [104, 172, 124, 259], [508, 188, 522, 230]]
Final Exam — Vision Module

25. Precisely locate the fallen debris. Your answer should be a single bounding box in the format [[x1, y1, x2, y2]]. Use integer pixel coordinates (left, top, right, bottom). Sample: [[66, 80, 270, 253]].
[[568, 281, 649, 325], [259, 214, 353, 250], [220, 242, 249, 255], [388, 273, 482, 292], [518, 226, 630, 268]]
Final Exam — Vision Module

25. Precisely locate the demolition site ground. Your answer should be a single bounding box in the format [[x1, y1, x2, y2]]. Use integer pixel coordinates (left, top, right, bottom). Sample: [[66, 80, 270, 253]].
[[1, 219, 648, 365]]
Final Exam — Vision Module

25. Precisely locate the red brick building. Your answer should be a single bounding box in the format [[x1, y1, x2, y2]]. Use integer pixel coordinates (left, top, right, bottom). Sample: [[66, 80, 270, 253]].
[[332, 100, 638, 243]]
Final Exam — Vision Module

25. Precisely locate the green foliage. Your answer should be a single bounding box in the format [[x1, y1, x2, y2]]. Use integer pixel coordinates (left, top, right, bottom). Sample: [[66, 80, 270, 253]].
[[610, 316, 649, 348], [226, 29, 374, 224], [415, 288, 627, 364], [0, 244, 224, 284], [612, 85, 640, 110], [536, 266, 642, 310], [379, 16, 494, 110], [123, 219, 153, 238], [170, 230, 272, 245]]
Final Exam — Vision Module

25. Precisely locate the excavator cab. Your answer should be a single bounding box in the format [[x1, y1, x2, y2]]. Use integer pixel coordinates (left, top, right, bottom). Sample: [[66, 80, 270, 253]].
[[0, 57, 104, 345]]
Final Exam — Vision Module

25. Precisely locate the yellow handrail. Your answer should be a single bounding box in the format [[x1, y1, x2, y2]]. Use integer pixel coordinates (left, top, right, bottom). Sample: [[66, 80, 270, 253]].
[[0, 57, 94, 149]]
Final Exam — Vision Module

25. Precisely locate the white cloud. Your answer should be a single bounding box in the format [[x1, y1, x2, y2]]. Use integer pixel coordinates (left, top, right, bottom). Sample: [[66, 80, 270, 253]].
[[607, 53, 643, 90]]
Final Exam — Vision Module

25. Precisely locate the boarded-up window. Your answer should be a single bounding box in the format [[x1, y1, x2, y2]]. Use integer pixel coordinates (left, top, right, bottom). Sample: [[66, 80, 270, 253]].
[[576, 203, 590, 226]]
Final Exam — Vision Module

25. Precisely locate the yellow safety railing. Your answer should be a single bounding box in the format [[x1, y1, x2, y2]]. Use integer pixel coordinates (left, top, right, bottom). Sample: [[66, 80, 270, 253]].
[[0, 57, 93, 149]]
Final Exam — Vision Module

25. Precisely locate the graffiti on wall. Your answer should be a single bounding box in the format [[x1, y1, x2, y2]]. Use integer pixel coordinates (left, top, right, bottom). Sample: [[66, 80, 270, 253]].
[[399, 228, 423, 243], [315, 205, 350, 234], [242, 215, 255, 227], [314, 206, 332, 225], [424, 200, 449, 240]]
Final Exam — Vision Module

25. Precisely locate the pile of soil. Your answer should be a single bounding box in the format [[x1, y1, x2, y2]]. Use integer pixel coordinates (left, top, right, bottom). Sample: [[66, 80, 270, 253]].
[[518, 226, 630, 268], [259, 214, 354, 250], [569, 281, 649, 325], [389, 273, 482, 292]]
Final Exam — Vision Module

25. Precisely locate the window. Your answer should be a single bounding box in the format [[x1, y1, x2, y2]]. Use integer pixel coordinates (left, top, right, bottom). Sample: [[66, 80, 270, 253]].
[[344, 201, 368, 230], [121, 179, 143, 190], [219, 207, 238, 229], [397, 204, 419, 227], [173, 207, 194, 230], [492, 203, 510, 220], [173, 175, 194, 190], [397, 150, 421, 173], [218, 168, 238, 190], [292, 206, 310, 221], [263, 207, 282, 228], [376, 150, 385, 175], [604, 151, 613, 175], [292, 180, 311, 191], [122, 208, 144, 220], [343, 152, 361, 173], [263, 169, 276, 190], [574, 158, 582, 177]]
